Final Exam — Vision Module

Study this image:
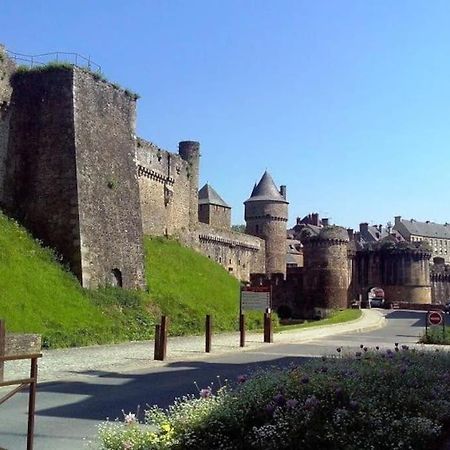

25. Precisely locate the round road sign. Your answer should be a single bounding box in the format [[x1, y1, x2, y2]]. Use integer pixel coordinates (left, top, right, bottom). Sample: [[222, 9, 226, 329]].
[[428, 311, 443, 326]]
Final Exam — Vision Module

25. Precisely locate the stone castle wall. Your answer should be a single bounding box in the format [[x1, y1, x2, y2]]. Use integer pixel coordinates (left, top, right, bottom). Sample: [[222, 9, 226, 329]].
[[5, 68, 82, 278], [178, 223, 265, 281], [354, 248, 432, 304], [136, 138, 192, 236], [199, 204, 231, 230], [4, 65, 145, 289], [0, 46, 16, 205], [73, 68, 146, 289]]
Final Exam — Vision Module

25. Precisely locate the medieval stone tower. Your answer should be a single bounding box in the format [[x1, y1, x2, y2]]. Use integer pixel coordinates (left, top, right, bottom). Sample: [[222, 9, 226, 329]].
[[302, 227, 350, 314], [244, 171, 288, 276], [178, 141, 200, 230], [1, 61, 146, 289], [354, 240, 432, 304]]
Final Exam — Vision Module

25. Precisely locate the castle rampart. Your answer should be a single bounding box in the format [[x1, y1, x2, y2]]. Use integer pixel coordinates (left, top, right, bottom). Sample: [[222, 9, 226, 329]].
[[355, 242, 432, 304], [194, 222, 265, 280], [136, 138, 193, 236], [3, 64, 146, 289]]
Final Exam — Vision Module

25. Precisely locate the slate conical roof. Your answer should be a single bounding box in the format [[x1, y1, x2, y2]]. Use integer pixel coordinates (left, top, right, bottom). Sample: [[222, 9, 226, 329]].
[[198, 183, 231, 208], [244, 171, 288, 203]]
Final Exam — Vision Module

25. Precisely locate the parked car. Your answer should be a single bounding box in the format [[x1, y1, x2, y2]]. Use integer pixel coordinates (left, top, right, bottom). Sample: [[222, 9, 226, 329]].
[[444, 302, 450, 314], [369, 297, 385, 308]]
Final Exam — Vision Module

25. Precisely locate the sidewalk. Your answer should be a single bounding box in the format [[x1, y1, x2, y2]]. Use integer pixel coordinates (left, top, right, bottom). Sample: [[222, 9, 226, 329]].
[[3, 310, 385, 383]]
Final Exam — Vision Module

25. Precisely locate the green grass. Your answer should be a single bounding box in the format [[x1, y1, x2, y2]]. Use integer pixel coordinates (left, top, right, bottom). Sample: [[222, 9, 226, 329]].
[[143, 236, 265, 335], [420, 324, 450, 345], [0, 212, 155, 348], [277, 308, 362, 332]]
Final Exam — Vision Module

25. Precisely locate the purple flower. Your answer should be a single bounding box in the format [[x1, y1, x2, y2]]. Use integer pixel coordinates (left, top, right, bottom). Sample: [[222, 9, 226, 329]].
[[375, 346, 380, 351], [273, 393, 286, 406], [349, 400, 359, 412], [199, 388, 212, 398], [286, 399, 299, 409], [265, 402, 276, 416], [237, 374, 248, 384], [395, 342, 399, 347], [400, 366, 407, 375], [336, 347, 342, 353], [320, 366, 329, 373], [301, 376, 310, 384], [363, 347, 368, 352], [335, 387, 345, 403], [355, 352, 362, 358], [360, 344, 364, 349], [401, 345, 409, 351], [304, 395, 320, 410]]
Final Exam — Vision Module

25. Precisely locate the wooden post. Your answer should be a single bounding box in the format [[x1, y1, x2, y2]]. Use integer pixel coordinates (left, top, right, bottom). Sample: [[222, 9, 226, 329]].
[[0, 319, 5, 383], [154, 324, 161, 360], [27, 356, 38, 450], [205, 315, 212, 353], [159, 316, 168, 361], [239, 314, 245, 347]]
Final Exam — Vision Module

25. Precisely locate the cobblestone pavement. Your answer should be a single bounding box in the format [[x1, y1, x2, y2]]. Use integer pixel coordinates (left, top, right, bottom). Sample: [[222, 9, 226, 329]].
[[2, 310, 386, 383]]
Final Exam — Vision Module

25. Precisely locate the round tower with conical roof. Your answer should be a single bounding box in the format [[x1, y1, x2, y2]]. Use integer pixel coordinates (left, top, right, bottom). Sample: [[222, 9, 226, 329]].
[[244, 171, 288, 276]]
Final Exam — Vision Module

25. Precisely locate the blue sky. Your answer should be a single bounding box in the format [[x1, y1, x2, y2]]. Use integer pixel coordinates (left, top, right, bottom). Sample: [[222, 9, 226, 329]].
[[2, 1, 450, 228]]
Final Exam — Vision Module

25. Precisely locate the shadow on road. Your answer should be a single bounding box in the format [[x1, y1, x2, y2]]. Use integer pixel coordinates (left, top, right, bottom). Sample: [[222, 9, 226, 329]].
[[384, 310, 425, 326], [34, 355, 312, 422]]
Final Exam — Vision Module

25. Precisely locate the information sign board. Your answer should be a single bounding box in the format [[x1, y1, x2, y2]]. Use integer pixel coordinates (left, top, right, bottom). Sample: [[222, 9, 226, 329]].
[[240, 287, 271, 311]]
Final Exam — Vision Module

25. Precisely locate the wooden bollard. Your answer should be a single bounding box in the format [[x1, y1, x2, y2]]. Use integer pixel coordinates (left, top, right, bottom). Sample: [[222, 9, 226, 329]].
[[159, 315, 168, 361], [154, 324, 161, 360], [205, 315, 212, 353], [264, 311, 273, 343], [239, 314, 245, 347], [0, 319, 5, 382]]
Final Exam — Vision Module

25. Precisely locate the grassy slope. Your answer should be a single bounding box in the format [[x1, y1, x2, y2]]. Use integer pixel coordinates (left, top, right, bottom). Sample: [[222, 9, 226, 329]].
[[0, 211, 156, 347], [144, 237, 242, 335], [0, 212, 247, 347]]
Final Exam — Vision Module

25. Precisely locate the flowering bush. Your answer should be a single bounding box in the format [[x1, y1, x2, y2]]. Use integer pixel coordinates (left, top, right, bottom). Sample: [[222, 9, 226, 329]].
[[98, 347, 450, 449]]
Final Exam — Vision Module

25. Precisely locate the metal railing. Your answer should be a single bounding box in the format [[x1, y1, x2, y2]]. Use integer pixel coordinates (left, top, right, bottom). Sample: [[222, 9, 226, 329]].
[[6, 50, 102, 72]]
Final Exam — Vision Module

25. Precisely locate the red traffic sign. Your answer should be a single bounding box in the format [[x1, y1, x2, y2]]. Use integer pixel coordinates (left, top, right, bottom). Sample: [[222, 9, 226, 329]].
[[428, 310, 443, 326]]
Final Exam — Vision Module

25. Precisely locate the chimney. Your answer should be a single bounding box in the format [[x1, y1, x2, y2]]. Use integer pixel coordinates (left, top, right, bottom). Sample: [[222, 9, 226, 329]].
[[347, 228, 354, 240], [279, 185, 287, 200], [296, 217, 301, 225], [322, 218, 329, 227], [394, 216, 401, 226], [312, 213, 320, 226], [378, 224, 382, 232], [360, 222, 369, 233]]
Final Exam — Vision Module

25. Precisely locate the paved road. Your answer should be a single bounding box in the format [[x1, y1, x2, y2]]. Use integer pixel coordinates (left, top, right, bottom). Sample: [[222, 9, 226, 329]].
[[0, 310, 446, 449]]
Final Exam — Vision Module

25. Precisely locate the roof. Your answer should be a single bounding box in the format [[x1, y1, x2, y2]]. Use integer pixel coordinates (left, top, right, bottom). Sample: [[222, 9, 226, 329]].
[[198, 184, 230, 208], [244, 171, 288, 203], [396, 219, 450, 239]]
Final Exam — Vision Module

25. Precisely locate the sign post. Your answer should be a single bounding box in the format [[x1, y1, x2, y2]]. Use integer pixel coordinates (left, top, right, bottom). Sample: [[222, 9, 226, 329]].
[[426, 310, 444, 340], [240, 286, 272, 345]]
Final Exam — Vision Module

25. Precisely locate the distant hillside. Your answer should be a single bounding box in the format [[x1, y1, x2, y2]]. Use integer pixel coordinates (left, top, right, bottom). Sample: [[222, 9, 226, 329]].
[[0, 211, 251, 348]]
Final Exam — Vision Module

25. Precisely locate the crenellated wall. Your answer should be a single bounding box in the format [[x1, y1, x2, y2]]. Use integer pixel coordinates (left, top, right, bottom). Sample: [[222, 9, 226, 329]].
[[137, 138, 193, 236], [354, 243, 432, 304]]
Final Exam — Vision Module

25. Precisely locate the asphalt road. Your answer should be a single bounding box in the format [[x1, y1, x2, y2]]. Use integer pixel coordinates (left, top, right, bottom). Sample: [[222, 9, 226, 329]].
[[0, 309, 446, 450]]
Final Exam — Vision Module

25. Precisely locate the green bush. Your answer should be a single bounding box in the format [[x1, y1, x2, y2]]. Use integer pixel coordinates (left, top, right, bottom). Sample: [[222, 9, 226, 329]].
[[98, 347, 450, 450]]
